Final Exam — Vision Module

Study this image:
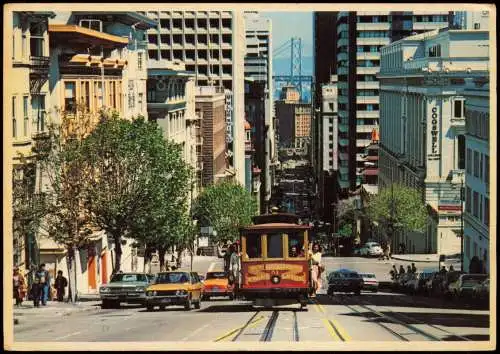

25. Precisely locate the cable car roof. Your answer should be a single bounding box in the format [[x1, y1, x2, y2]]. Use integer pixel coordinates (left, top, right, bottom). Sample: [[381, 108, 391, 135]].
[[240, 222, 311, 234], [252, 213, 301, 225]]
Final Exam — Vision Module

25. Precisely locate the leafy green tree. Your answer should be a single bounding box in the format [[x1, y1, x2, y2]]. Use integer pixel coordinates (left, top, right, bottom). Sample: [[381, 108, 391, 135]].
[[193, 181, 257, 244], [80, 115, 191, 273], [35, 105, 97, 302], [12, 157, 47, 268], [338, 224, 353, 238], [366, 184, 427, 242]]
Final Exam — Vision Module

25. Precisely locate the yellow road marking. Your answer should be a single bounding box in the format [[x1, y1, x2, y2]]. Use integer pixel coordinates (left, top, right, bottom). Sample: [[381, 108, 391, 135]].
[[322, 318, 340, 341], [213, 315, 265, 342], [330, 318, 351, 341]]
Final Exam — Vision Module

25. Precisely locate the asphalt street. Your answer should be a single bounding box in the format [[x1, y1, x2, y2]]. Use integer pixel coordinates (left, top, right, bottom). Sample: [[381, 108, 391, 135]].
[[13, 257, 490, 343]]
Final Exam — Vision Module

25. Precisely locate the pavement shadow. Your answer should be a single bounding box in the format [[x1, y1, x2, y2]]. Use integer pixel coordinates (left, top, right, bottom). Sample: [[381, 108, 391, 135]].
[[198, 303, 304, 313], [316, 293, 489, 311]]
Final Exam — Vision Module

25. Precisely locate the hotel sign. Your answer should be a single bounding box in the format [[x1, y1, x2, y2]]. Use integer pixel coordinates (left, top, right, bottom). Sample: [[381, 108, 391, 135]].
[[428, 105, 440, 159]]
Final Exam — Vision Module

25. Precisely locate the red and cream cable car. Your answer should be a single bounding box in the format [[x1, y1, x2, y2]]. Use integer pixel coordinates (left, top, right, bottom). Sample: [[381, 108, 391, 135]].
[[235, 213, 312, 309]]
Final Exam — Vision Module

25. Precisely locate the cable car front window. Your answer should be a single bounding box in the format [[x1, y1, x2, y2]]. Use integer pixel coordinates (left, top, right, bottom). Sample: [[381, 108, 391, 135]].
[[246, 235, 262, 258], [267, 233, 283, 258]]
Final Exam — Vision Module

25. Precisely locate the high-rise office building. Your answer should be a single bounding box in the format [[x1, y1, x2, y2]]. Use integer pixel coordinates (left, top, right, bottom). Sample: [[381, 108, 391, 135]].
[[244, 11, 275, 213], [334, 11, 453, 196], [141, 10, 245, 185]]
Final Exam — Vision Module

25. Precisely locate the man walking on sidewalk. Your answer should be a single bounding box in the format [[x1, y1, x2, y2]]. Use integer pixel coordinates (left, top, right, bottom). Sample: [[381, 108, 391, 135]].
[[54, 271, 68, 302], [34, 264, 51, 306]]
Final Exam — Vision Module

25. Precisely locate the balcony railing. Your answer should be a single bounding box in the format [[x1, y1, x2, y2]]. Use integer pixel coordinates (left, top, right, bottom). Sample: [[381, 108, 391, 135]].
[[29, 56, 50, 75]]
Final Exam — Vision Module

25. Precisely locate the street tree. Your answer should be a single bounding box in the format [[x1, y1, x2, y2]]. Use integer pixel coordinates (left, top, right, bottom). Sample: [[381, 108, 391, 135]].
[[193, 181, 257, 244], [35, 105, 97, 302], [366, 183, 427, 243], [12, 155, 47, 269], [80, 115, 191, 273]]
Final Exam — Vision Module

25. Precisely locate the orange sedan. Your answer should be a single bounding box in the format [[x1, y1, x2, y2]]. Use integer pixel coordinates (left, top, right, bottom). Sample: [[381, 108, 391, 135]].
[[201, 271, 235, 300]]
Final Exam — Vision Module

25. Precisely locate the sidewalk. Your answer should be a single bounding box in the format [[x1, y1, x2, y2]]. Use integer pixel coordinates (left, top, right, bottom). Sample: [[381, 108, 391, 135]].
[[13, 300, 101, 324], [390, 253, 462, 265]]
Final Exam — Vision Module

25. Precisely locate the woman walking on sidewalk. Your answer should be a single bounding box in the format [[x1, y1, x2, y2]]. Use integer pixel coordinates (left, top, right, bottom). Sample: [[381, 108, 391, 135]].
[[13, 267, 27, 306]]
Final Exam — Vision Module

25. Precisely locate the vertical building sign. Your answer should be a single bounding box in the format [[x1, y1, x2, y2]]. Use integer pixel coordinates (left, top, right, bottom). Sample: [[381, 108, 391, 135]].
[[427, 102, 440, 160]]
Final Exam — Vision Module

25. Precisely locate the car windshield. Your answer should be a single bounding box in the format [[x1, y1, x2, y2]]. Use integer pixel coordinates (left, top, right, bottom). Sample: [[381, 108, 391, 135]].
[[206, 272, 227, 279], [360, 274, 375, 278], [339, 272, 358, 278], [110, 274, 147, 282], [155, 272, 190, 284], [366, 243, 380, 248]]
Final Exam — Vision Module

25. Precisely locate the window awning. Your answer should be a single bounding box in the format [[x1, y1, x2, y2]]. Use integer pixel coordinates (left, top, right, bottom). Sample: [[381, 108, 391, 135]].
[[49, 24, 129, 49]]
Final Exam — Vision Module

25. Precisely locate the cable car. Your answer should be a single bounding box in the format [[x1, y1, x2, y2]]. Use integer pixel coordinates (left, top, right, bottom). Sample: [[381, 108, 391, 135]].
[[235, 212, 312, 309]]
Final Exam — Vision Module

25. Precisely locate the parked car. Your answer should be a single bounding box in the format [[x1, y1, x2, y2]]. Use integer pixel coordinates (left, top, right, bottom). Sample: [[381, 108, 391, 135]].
[[145, 271, 203, 311], [327, 269, 363, 295], [359, 242, 383, 257], [423, 272, 441, 296], [393, 272, 412, 292], [406, 270, 436, 295], [201, 271, 235, 300], [99, 272, 154, 309], [442, 271, 465, 297], [472, 278, 489, 301], [359, 273, 378, 292], [448, 274, 489, 299], [352, 246, 362, 256]]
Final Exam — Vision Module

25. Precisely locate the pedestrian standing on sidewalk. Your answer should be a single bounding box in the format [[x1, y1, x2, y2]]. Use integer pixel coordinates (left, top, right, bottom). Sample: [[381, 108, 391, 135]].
[[406, 265, 412, 274], [13, 267, 27, 306], [411, 263, 417, 274], [35, 264, 50, 306], [399, 265, 406, 275], [54, 271, 68, 302], [390, 265, 398, 280]]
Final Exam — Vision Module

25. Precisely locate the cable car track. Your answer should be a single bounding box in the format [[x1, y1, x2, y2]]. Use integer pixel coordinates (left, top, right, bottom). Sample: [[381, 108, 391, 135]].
[[340, 300, 443, 342], [260, 311, 279, 342]]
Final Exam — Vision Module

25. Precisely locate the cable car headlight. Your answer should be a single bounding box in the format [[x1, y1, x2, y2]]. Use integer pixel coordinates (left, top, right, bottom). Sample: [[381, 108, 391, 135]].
[[271, 275, 281, 284]]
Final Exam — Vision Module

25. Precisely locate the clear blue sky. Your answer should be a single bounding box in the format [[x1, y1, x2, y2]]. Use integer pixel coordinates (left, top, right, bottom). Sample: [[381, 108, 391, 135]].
[[262, 12, 313, 58]]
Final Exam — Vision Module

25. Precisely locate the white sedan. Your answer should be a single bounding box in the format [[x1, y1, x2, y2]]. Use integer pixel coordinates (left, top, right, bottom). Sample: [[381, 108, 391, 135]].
[[359, 242, 383, 257]]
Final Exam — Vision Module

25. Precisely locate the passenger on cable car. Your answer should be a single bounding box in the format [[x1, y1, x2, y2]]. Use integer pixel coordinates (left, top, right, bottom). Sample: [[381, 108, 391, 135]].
[[309, 242, 324, 297]]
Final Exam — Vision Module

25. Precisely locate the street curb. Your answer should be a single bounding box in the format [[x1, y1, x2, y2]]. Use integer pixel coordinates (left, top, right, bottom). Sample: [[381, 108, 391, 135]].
[[390, 255, 439, 263]]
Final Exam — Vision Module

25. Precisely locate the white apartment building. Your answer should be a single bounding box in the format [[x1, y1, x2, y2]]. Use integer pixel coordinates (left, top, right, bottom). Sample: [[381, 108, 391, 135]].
[[141, 9, 245, 185], [7, 9, 158, 295], [335, 11, 452, 194], [378, 28, 490, 255], [463, 78, 490, 273], [321, 76, 339, 172]]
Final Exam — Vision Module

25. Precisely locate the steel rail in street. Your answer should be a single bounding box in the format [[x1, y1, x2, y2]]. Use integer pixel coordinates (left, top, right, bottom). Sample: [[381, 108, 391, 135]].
[[260, 311, 279, 342]]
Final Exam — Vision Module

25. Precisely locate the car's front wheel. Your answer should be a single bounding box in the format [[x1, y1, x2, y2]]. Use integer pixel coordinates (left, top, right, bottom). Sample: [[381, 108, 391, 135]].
[[146, 304, 154, 311], [101, 299, 112, 309], [184, 297, 192, 311], [194, 298, 201, 309]]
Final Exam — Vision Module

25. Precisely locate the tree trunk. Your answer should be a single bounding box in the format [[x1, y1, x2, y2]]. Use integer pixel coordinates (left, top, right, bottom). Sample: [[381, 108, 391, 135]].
[[66, 247, 78, 303], [176, 248, 182, 268], [158, 247, 166, 272], [144, 246, 151, 274], [113, 235, 122, 274]]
